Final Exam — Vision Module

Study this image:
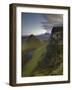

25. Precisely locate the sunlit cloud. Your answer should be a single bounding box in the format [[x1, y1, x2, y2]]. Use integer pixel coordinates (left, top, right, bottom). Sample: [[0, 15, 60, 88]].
[[22, 13, 63, 36]]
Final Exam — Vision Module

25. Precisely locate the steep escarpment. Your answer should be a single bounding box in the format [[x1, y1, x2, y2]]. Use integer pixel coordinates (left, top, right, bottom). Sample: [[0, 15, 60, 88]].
[[33, 26, 63, 76]]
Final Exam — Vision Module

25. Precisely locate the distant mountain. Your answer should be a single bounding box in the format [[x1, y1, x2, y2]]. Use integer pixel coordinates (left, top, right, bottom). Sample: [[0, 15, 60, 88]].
[[22, 33, 50, 41], [22, 34, 42, 50], [36, 33, 50, 40], [26, 34, 38, 41], [26, 34, 41, 44]]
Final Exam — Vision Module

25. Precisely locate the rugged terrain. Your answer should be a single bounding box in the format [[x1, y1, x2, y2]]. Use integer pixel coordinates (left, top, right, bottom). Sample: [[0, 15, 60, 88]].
[[22, 26, 63, 77]]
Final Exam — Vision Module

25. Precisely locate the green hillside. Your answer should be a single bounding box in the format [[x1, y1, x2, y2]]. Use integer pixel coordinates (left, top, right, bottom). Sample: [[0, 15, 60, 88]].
[[22, 42, 48, 76], [22, 26, 63, 77], [22, 35, 44, 51]]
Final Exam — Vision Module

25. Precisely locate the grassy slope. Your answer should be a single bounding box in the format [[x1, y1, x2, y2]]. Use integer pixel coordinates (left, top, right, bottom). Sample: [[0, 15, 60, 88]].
[[22, 40, 63, 77], [22, 41, 48, 76], [22, 38, 63, 76], [22, 39, 43, 51]]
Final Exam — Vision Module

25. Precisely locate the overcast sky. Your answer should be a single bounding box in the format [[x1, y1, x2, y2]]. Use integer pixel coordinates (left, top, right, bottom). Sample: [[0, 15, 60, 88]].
[[21, 13, 63, 36]]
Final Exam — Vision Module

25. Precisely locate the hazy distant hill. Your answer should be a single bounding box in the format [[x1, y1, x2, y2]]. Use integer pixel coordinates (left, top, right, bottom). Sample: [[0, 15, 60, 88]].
[[22, 33, 50, 42], [36, 33, 50, 40], [26, 34, 41, 43]]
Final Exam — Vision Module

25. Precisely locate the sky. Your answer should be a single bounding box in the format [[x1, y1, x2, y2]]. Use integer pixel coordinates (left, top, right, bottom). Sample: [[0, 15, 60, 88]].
[[21, 13, 63, 36]]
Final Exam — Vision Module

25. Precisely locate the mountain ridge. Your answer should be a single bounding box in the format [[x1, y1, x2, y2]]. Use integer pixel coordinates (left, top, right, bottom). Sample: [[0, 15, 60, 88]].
[[22, 32, 50, 41]]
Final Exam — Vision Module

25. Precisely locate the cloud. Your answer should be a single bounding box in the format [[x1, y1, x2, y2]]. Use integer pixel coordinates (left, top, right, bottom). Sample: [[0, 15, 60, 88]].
[[43, 14, 63, 26], [41, 14, 63, 32]]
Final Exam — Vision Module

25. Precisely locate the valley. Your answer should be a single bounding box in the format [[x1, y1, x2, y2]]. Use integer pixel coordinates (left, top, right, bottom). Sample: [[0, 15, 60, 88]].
[[21, 26, 63, 77]]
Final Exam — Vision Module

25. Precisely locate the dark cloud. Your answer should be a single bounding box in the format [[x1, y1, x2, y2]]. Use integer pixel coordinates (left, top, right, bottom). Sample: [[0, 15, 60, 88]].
[[43, 14, 63, 26], [42, 14, 63, 32]]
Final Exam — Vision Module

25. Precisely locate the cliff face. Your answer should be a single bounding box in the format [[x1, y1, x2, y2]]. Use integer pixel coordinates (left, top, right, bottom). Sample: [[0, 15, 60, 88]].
[[51, 26, 63, 35], [51, 26, 63, 41], [46, 26, 63, 66], [36, 26, 63, 75]]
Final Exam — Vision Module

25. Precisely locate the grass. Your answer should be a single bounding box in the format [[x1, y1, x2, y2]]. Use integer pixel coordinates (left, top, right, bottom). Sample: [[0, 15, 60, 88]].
[[22, 37, 63, 77], [22, 41, 48, 76]]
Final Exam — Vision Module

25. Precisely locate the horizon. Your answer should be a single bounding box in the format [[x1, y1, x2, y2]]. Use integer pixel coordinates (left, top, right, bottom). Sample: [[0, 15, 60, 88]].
[[21, 13, 63, 36], [22, 32, 50, 37]]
